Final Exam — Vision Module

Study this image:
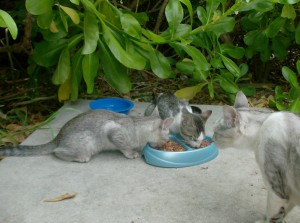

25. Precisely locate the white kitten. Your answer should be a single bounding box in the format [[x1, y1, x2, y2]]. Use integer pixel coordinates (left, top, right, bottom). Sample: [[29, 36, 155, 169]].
[[213, 91, 300, 223]]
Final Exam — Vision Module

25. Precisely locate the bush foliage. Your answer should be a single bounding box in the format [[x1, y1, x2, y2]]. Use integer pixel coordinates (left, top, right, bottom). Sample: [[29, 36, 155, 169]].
[[1, 0, 299, 110]]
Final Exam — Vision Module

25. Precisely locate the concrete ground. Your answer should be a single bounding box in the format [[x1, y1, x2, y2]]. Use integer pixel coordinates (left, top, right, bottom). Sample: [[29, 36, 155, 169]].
[[0, 100, 299, 223]]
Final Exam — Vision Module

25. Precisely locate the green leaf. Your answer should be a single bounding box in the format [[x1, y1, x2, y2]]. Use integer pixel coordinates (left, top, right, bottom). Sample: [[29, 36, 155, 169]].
[[239, 63, 249, 77], [206, 0, 220, 21], [59, 7, 68, 31], [276, 101, 288, 111], [296, 22, 300, 44], [98, 40, 131, 93], [101, 20, 146, 70], [282, 66, 300, 89], [82, 52, 99, 94], [0, 9, 18, 40], [52, 47, 71, 85], [220, 44, 245, 59], [68, 34, 83, 50], [244, 30, 268, 52], [289, 99, 300, 114], [33, 39, 68, 67], [161, 24, 191, 40], [165, 0, 184, 37], [281, 4, 296, 20], [196, 6, 207, 24], [40, 19, 68, 41], [190, 32, 212, 51], [142, 29, 166, 43], [260, 47, 271, 62], [265, 17, 286, 38], [26, 0, 54, 15], [210, 57, 224, 69], [37, 10, 53, 29], [173, 43, 210, 71], [70, 0, 80, 5], [289, 87, 300, 100], [240, 16, 259, 31], [240, 0, 274, 12], [218, 76, 239, 94], [179, 0, 193, 25], [125, 11, 149, 25], [207, 81, 214, 98], [58, 74, 71, 101], [57, 4, 80, 24], [278, 0, 300, 4], [297, 60, 300, 74], [240, 86, 256, 96], [149, 48, 173, 78], [272, 35, 291, 60], [174, 83, 207, 100], [70, 49, 84, 101], [206, 17, 235, 34], [120, 13, 142, 39], [176, 60, 195, 74], [193, 67, 209, 81], [82, 10, 99, 54], [275, 86, 285, 100], [220, 55, 241, 77]]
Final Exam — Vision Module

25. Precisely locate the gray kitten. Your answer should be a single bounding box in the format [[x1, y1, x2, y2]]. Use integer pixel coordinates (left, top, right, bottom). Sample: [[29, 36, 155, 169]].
[[0, 109, 173, 162], [145, 93, 212, 147], [213, 91, 300, 223]]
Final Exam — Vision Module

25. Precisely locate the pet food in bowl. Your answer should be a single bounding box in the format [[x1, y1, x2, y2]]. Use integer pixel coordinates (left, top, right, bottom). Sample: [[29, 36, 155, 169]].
[[157, 140, 185, 152], [89, 98, 134, 114], [142, 134, 218, 168]]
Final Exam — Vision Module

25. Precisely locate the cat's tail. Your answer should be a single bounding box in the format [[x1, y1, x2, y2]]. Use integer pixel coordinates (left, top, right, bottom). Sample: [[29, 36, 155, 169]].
[[144, 103, 156, 116], [0, 141, 56, 156]]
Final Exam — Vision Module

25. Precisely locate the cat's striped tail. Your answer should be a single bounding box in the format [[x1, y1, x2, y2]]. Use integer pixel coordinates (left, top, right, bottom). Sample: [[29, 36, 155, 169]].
[[144, 103, 156, 116], [0, 141, 56, 156]]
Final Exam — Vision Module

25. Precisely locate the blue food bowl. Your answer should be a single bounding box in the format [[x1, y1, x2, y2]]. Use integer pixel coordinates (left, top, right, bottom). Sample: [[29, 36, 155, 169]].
[[142, 134, 218, 168], [89, 98, 134, 114]]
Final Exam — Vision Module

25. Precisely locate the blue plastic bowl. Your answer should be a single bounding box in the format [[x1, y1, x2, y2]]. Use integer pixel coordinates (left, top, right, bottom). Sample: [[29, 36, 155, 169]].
[[142, 134, 218, 168], [89, 98, 134, 114]]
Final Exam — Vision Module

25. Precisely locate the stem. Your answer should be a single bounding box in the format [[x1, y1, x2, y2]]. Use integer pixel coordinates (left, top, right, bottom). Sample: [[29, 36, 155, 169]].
[[153, 0, 169, 33], [5, 29, 14, 69]]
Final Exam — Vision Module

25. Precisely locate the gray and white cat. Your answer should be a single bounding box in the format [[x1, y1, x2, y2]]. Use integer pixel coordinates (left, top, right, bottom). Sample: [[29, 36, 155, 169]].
[[0, 109, 173, 162], [213, 91, 300, 223], [145, 93, 212, 147]]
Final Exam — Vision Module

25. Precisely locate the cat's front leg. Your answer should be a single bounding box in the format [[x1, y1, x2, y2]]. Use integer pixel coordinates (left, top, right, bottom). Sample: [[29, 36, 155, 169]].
[[120, 149, 139, 159], [257, 189, 293, 223]]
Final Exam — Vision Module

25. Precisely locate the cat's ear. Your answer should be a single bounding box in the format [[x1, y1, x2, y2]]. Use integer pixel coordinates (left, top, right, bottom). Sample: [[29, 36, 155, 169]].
[[223, 105, 238, 127], [182, 107, 190, 114], [200, 110, 212, 123], [161, 118, 174, 130], [191, 106, 202, 114], [234, 91, 249, 108]]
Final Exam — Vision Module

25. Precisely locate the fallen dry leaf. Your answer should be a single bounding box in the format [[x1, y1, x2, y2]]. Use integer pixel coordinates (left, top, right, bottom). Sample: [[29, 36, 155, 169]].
[[44, 192, 77, 202], [6, 123, 23, 131]]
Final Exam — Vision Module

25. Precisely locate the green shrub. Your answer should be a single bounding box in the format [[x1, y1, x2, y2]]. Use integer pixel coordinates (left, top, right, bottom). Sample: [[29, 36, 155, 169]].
[[13, 0, 300, 102]]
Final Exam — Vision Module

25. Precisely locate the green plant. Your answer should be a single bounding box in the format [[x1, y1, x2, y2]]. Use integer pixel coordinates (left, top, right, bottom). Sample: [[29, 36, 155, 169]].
[[26, 0, 174, 101], [269, 60, 300, 114], [25, 0, 300, 103], [240, 0, 299, 82], [0, 9, 18, 40], [174, 0, 300, 101]]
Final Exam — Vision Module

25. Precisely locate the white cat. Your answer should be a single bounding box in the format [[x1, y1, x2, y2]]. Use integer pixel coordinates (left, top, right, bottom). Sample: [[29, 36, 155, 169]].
[[213, 91, 300, 223]]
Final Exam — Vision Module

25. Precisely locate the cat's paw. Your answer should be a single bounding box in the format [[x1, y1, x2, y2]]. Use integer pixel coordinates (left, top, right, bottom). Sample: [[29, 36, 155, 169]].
[[254, 220, 266, 223], [122, 150, 139, 159]]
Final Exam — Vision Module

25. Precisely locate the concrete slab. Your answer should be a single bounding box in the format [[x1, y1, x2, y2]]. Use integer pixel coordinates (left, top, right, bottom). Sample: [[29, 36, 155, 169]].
[[0, 100, 299, 223]]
